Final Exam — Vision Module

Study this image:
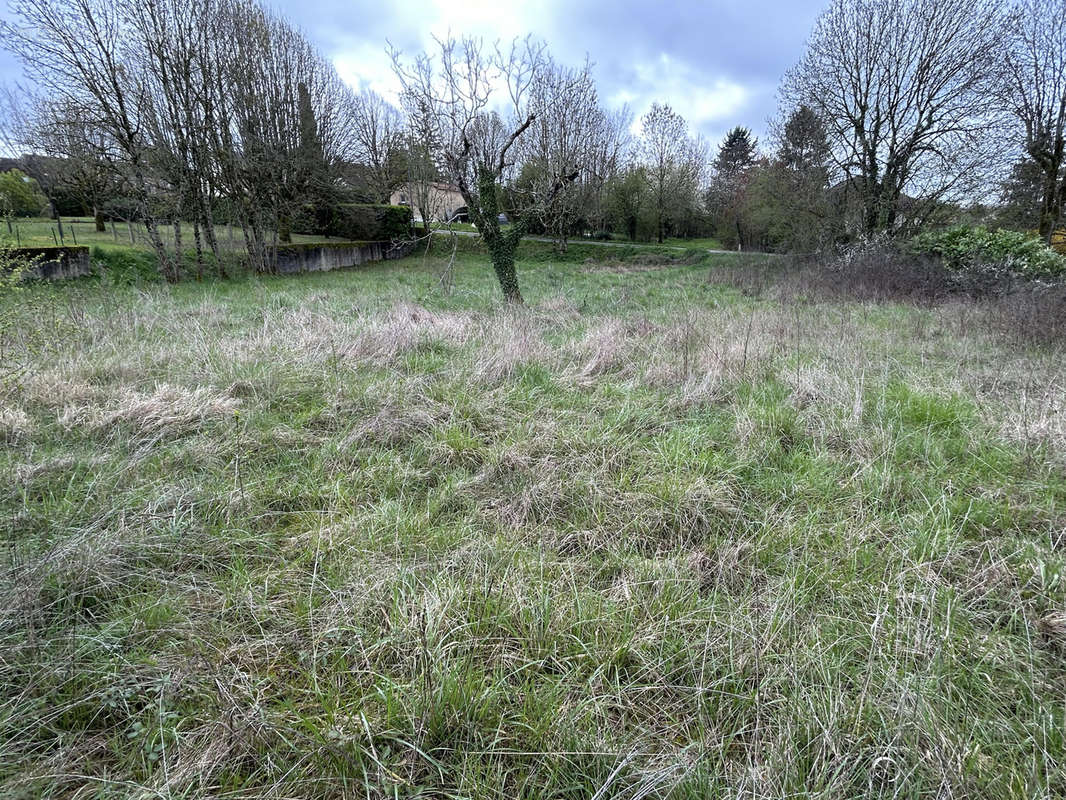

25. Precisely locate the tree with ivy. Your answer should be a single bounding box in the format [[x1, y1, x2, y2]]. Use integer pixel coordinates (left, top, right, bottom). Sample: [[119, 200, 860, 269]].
[[392, 36, 597, 303]]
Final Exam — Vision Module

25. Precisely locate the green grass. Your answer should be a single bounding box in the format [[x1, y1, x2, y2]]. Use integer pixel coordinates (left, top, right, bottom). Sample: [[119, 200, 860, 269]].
[[429, 223, 723, 251], [1, 248, 1064, 798], [2, 216, 359, 250], [658, 236, 725, 250]]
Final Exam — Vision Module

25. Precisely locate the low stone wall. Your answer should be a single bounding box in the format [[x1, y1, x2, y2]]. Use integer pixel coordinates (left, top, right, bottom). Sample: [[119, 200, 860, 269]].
[[14, 246, 92, 280], [273, 241, 416, 275]]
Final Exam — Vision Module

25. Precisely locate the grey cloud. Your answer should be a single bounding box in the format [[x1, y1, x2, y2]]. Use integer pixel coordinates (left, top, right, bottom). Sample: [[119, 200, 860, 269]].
[[0, 0, 828, 149]]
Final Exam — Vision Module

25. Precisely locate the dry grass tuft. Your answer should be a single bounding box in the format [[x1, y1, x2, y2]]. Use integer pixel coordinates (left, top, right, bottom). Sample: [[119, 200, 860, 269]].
[[687, 540, 760, 595], [21, 370, 99, 408], [535, 294, 582, 321], [58, 383, 240, 436], [345, 302, 475, 363], [1038, 611, 1066, 648], [572, 318, 648, 380], [0, 407, 33, 443], [472, 310, 548, 382], [341, 401, 443, 448]]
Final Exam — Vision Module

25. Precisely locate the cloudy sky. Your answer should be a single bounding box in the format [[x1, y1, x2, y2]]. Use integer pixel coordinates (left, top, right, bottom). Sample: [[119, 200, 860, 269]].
[[0, 0, 828, 147]]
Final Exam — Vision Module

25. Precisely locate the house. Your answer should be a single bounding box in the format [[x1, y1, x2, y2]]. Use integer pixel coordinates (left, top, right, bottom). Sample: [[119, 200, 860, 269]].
[[389, 181, 465, 223]]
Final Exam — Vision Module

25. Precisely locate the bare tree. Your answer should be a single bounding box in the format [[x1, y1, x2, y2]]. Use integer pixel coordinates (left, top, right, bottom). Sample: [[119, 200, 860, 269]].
[[1001, 0, 1066, 242], [392, 36, 590, 303], [399, 94, 447, 236], [781, 0, 1008, 236], [130, 0, 225, 276], [517, 56, 602, 252], [638, 103, 703, 244], [207, 0, 350, 270], [24, 98, 119, 231], [581, 107, 631, 238], [3, 0, 180, 278], [348, 89, 404, 203]]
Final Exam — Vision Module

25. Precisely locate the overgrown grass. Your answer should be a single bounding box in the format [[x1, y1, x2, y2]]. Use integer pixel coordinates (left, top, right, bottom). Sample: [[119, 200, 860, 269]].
[[2, 247, 1064, 798]]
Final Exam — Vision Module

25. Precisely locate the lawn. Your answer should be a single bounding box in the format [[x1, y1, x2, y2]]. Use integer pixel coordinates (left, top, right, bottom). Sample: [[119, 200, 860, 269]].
[[429, 223, 724, 251], [2, 245, 1064, 798], [3, 216, 355, 250]]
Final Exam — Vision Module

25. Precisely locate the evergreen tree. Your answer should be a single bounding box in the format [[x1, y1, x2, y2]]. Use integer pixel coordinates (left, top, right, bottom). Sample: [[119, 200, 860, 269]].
[[714, 126, 758, 178], [707, 127, 759, 249], [778, 105, 829, 173], [997, 158, 1046, 231], [294, 81, 335, 236]]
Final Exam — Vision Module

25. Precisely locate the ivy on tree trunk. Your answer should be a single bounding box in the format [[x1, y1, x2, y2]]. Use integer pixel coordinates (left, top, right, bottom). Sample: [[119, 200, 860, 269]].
[[463, 168, 526, 303]]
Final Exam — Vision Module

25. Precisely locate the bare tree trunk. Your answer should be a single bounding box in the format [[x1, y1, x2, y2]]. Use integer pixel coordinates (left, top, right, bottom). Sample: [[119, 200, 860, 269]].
[[199, 195, 220, 261], [193, 220, 204, 281], [144, 216, 177, 281], [173, 218, 183, 275]]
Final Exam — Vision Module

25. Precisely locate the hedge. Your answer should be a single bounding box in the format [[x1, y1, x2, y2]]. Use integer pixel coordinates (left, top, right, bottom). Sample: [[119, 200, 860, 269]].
[[328, 204, 412, 241]]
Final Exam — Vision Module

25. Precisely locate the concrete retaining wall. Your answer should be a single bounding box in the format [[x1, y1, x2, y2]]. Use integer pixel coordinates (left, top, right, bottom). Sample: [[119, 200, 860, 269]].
[[14, 246, 92, 280], [10, 241, 412, 281], [274, 241, 416, 275]]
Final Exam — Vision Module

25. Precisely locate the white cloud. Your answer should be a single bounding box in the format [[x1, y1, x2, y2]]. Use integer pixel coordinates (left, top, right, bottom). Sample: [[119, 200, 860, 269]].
[[332, 45, 403, 103], [621, 54, 749, 130], [317, 2, 761, 141]]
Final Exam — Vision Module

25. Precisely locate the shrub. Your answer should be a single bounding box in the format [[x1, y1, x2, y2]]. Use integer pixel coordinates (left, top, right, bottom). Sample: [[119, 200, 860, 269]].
[[706, 240, 1066, 344], [327, 204, 412, 241], [750, 236, 958, 304], [910, 225, 1066, 282]]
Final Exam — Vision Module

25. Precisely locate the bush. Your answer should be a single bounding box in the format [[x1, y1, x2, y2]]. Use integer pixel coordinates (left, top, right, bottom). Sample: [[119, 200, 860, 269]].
[[327, 204, 412, 241], [707, 243, 1066, 344], [712, 236, 960, 304], [910, 225, 1066, 282]]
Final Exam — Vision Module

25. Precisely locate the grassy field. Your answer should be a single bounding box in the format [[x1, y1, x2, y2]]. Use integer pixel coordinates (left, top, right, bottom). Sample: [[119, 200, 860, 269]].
[[2, 245, 1065, 798], [429, 223, 724, 251], [3, 217, 352, 251]]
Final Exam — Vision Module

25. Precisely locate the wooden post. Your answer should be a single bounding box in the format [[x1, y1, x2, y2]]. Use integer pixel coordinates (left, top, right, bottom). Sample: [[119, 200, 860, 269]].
[[71, 226, 78, 245], [57, 217, 64, 244], [111, 220, 118, 242], [52, 228, 58, 245], [128, 221, 135, 244]]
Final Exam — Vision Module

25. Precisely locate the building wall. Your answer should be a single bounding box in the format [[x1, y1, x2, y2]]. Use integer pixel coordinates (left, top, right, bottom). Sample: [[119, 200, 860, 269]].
[[390, 183, 465, 223]]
